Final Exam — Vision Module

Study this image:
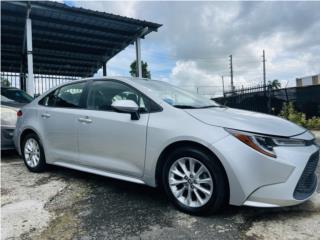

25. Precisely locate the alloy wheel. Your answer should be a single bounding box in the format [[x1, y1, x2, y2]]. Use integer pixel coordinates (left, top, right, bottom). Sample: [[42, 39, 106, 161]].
[[168, 157, 214, 208], [24, 138, 41, 168]]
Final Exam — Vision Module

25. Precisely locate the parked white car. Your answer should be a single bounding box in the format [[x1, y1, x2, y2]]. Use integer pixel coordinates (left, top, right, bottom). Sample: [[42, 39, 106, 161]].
[[14, 77, 319, 214], [1, 87, 33, 150]]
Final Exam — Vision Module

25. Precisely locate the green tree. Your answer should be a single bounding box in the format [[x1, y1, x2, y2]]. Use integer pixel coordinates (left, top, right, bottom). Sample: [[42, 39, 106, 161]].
[[130, 60, 151, 79], [268, 79, 281, 89], [0, 77, 11, 87]]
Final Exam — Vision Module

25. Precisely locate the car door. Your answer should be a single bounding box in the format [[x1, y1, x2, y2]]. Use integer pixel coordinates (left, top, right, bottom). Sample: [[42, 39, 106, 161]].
[[38, 81, 87, 164], [77, 80, 149, 178]]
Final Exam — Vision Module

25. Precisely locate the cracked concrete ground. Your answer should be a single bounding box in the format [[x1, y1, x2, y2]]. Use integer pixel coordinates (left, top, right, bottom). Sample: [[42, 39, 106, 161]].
[[1, 144, 319, 240]]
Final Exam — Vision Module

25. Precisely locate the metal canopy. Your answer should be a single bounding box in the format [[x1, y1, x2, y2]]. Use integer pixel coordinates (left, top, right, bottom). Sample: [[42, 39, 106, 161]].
[[1, 1, 161, 77]]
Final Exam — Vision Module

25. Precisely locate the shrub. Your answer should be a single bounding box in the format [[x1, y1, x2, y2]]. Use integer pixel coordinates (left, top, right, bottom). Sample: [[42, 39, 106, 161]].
[[1, 77, 11, 87], [306, 117, 320, 130], [279, 102, 320, 130]]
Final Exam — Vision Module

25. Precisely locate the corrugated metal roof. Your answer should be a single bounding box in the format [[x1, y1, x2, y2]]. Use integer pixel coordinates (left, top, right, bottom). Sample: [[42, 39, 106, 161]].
[[1, 1, 161, 77]]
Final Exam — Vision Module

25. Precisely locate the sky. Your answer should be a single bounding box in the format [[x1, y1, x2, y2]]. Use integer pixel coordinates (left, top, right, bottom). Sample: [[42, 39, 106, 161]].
[[64, 1, 320, 96]]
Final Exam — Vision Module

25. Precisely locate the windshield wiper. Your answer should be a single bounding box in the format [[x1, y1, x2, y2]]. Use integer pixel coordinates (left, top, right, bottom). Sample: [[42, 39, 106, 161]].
[[173, 105, 199, 109], [198, 105, 225, 109], [173, 105, 225, 109]]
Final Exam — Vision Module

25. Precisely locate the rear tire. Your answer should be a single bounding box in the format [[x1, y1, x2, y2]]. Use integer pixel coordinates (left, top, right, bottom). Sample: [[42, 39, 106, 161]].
[[21, 133, 47, 172], [162, 147, 228, 215]]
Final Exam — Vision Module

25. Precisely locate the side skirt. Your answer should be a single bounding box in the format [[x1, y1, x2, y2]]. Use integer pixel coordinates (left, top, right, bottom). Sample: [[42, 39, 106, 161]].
[[52, 161, 146, 185]]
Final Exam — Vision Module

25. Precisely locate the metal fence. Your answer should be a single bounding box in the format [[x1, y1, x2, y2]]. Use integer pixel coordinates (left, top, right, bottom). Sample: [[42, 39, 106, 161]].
[[0, 72, 22, 89], [1, 72, 80, 96], [214, 85, 320, 118]]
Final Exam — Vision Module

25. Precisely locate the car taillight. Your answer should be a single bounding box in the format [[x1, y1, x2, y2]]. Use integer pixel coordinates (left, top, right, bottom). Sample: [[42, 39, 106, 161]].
[[17, 110, 23, 117]]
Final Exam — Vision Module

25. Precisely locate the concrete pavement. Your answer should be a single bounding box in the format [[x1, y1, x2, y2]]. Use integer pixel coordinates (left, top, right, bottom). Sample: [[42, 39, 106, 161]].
[[1, 136, 319, 239]]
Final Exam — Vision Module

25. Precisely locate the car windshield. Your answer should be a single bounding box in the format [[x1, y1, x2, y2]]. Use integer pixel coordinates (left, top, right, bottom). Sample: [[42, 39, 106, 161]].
[[1, 88, 33, 103], [138, 80, 221, 109]]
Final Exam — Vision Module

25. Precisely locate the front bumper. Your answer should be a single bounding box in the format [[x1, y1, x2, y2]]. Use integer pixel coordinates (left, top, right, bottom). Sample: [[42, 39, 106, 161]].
[[211, 132, 319, 207], [1, 126, 16, 150], [244, 150, 318, 207]]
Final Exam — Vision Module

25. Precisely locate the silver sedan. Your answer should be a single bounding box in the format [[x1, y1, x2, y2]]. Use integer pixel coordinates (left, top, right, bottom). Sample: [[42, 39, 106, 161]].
[[14, 77, 319, 215]]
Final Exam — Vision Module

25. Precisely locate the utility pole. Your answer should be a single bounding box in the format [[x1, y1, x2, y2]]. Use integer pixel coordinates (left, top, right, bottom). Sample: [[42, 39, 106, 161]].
[[262, 50, 266, 89], [229, 55, 234, 91]]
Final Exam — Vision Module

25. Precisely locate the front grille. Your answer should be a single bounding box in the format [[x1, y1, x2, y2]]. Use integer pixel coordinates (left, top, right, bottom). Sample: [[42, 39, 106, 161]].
[[294, 151, 319, 200]]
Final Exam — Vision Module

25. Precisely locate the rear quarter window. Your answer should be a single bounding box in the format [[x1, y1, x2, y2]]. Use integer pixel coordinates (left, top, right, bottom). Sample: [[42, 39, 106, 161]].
[[38, 82, 85, 108]]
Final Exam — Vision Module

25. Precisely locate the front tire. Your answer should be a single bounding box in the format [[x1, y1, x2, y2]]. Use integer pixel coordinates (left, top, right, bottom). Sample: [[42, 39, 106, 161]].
[[162, 147, 228, 215], [21, 133, 47, 172]]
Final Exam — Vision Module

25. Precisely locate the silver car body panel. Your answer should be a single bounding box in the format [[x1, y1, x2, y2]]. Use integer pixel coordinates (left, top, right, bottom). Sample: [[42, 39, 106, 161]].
[[184, 107, 306, 137], [14, 77, 319, 208], [77, 109, 149, 178]]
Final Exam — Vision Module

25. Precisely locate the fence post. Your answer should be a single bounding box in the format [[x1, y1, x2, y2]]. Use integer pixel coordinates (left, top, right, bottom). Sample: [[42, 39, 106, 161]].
[[267, 85, 272, 114], [284, 88, 289, 102]]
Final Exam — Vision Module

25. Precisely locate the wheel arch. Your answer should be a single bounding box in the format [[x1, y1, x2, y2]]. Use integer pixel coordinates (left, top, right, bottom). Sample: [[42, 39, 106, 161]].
[[155, 140, 230, 201], [19, 128, 41, 152]]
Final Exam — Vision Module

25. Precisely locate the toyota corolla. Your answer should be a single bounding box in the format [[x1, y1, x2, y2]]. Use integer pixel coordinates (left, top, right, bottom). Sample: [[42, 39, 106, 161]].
[[14, 77, 319, 214]]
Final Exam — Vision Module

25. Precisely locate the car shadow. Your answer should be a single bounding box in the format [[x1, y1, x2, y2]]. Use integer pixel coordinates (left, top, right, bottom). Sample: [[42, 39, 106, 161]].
[[1, 149, 21, 162], [49, 164, 319, 220], [3, 150, 319, 223]]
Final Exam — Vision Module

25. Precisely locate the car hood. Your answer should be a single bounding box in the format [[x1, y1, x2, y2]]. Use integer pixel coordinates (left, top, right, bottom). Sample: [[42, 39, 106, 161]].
[[185, 107, 306, 137]]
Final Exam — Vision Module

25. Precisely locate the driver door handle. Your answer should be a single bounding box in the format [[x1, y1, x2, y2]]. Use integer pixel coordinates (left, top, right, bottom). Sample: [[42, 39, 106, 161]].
[[78, 116, 92, 124], [41, 113, 51, 119]]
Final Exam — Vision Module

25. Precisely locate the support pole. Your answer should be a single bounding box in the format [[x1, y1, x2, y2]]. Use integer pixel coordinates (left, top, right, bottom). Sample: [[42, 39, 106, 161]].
[[102, 62, 107, 76], [20, 4, 30, 91], [26, 17, 34, 96], [135, 38, 142, 78]]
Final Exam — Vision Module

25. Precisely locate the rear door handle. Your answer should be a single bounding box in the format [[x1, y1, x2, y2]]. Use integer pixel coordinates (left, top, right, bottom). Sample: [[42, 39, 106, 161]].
[[41, 113, 51, 118], [78, 117, 92, 124]]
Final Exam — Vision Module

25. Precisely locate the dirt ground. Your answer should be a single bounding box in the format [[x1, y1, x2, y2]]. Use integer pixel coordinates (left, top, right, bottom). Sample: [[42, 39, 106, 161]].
[[1, 147, 320, 240]]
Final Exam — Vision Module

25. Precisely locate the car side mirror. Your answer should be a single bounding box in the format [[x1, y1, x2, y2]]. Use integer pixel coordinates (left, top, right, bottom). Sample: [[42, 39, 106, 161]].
[[111, 100, 140, 120]]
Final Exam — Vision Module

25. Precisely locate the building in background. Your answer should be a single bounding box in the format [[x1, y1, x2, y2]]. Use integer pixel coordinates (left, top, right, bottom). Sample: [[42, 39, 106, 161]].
[[296, 74, 320, 87]]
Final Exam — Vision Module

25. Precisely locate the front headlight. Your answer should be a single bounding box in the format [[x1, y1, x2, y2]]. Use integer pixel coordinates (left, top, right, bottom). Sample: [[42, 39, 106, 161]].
[[225, 128, 309, 158]]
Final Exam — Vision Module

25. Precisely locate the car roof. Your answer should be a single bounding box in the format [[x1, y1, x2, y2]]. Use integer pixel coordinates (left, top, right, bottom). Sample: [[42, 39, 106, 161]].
[[85, 76, 164, 84]]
